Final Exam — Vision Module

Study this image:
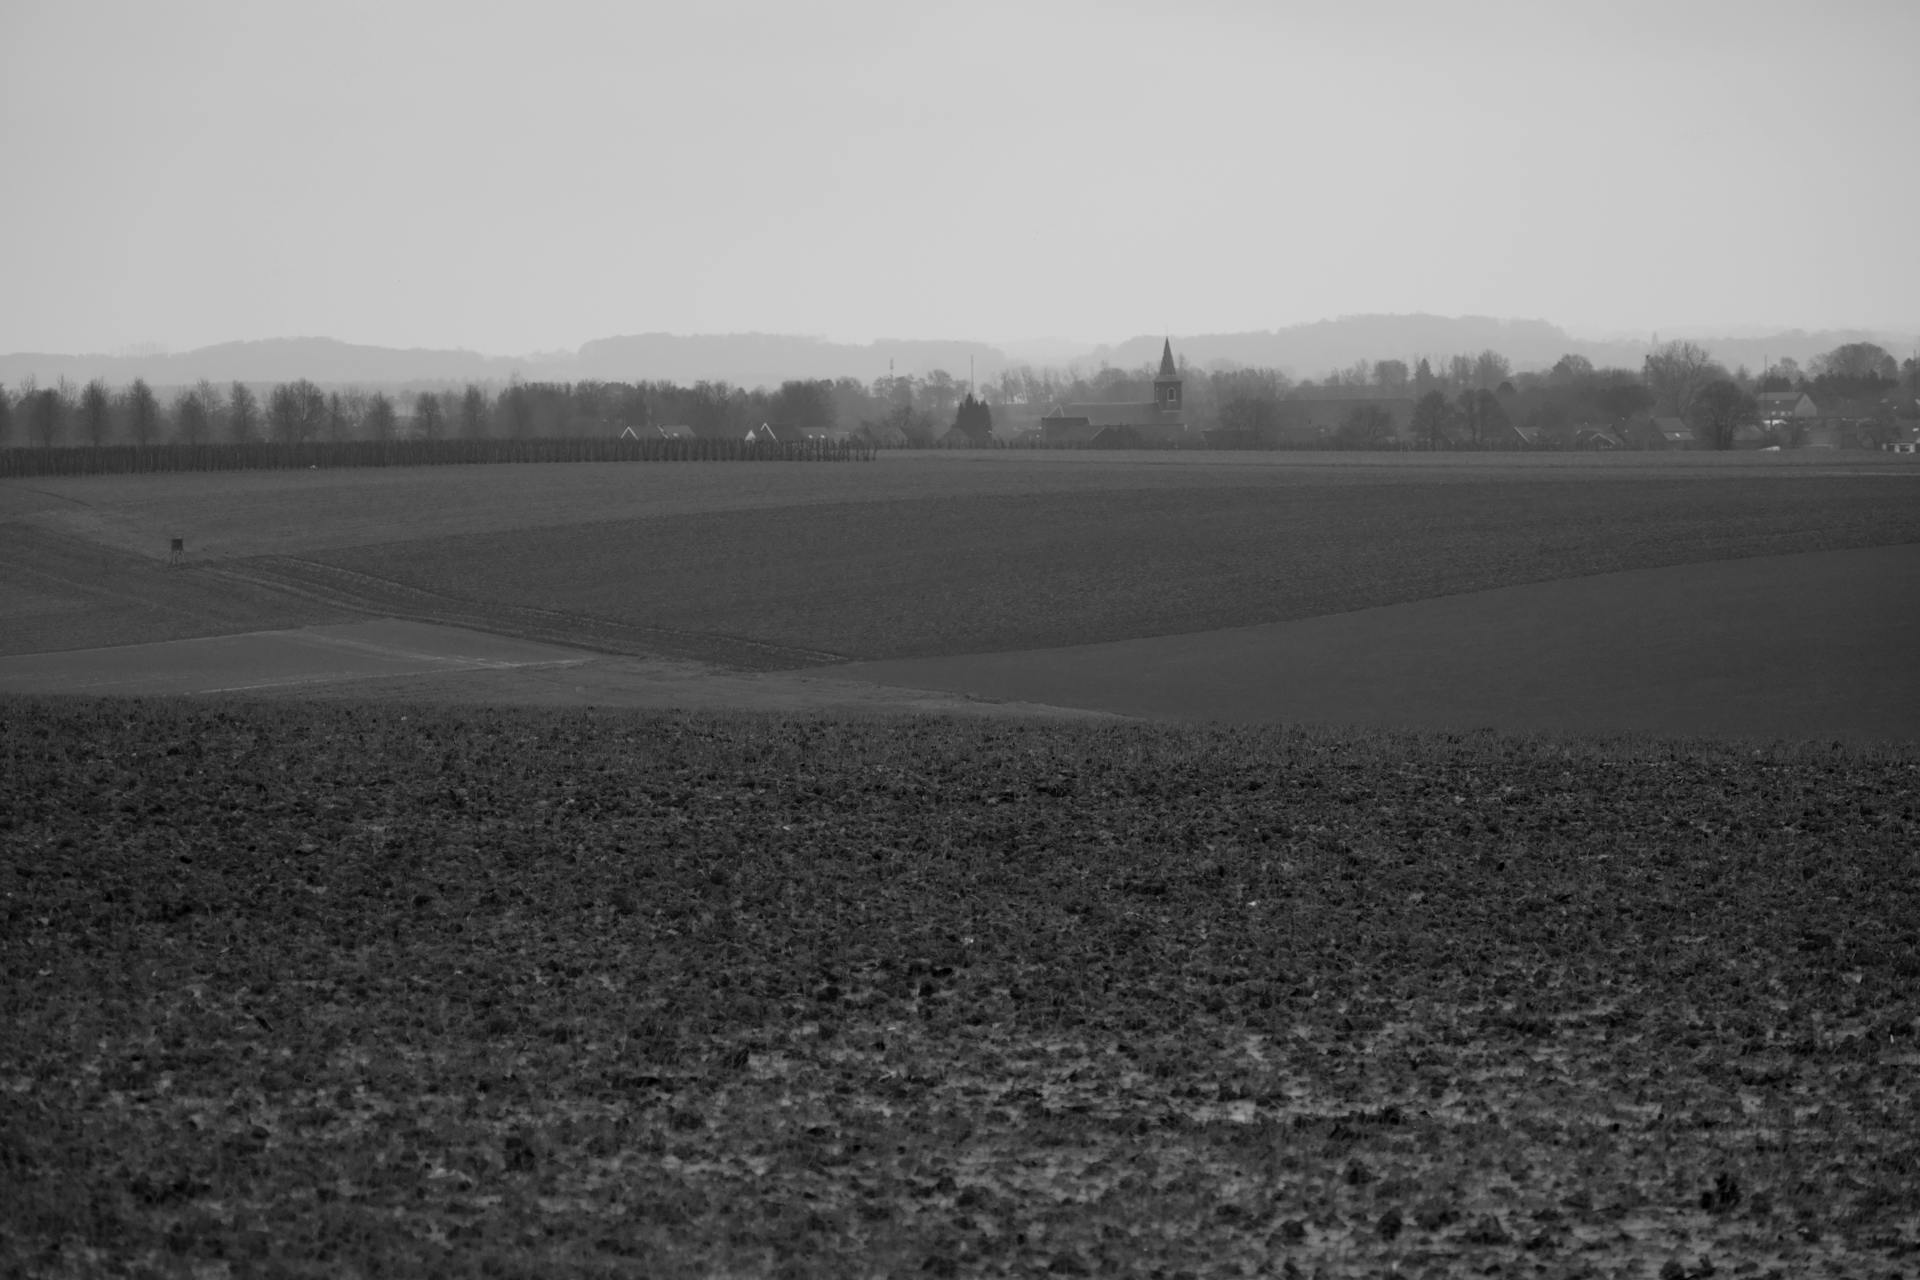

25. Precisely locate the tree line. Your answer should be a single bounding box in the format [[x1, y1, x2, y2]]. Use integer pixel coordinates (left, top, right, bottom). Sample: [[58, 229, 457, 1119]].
[[0, 374, 945, 450], [1205, 340, 1919, 451], [1, 341, 1913, 453]]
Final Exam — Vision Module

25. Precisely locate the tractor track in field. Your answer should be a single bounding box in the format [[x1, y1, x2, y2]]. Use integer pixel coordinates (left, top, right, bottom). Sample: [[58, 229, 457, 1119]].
[[208, 556, 849, 672]]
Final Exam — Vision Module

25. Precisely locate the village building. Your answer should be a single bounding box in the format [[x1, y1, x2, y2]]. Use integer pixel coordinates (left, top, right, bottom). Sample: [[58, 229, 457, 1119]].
[[1040, 339, 1188, 446], [745, 422, 802, 446], [1757, 390, 1820, 427], [1648, 416, 1698, 449]]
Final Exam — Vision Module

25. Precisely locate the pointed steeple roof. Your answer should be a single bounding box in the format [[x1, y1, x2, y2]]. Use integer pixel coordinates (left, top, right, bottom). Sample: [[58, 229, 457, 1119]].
[[1158, 338, 1177, 378]]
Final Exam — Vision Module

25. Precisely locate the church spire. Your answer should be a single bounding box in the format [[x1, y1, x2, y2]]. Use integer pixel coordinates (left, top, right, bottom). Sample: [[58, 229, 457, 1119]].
[[1153, 338, 1183, 415]]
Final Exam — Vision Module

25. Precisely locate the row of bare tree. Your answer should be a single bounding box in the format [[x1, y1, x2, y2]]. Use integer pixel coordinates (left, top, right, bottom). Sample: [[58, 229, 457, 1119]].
[[2, 342, 1911, 450]]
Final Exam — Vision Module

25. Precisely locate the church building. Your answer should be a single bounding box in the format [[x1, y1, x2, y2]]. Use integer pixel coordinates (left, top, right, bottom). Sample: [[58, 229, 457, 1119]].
[[1040, 339, 1189, 446]]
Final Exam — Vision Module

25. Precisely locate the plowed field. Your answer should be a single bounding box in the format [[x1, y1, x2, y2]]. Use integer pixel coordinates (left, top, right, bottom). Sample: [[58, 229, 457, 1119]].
[[4, 700, 1916, 1277]]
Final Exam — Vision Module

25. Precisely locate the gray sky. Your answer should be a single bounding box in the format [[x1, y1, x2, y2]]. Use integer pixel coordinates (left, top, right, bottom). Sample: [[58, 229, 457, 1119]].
[[4, 0, 1916, 356]]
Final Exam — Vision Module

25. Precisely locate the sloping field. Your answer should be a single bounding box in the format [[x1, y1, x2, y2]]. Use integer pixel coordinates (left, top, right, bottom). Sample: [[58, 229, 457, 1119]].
[[5, 700, 1917, 1276], [826, 544, 1920, 742], [0, 619, 593, 697], [4, 449, 1911, 563], [6, 454, 1917, 665], [0, 620, 1116, 720], [0, 524, 346, 657], [288, 471, 1920, 668], [2, 454, 1405, 562]]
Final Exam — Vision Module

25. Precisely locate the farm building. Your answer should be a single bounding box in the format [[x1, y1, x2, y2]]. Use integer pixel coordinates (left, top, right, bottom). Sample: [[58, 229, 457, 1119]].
[[1040, 339, 1188, 446], [746, 423, 803, 446]]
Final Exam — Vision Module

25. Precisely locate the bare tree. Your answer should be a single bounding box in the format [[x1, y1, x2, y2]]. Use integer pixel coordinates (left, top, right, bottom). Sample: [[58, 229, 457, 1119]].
[[339, 389, 370, 441], [1446, 354, 1473, 391], [364, 391, 398, 441], [27, 379, 66, 448], [172, 387, 211, 444], [0, 383, 12, 446], [1813, 342, 1898, 383], [459, 384, 490, 439], [918, 370, 960, 421], [1471, 350, 1512, 390], [229, 382, 261, 442], [1372, 359, 1410, 393], [1454, 387, 1509, 446], [192, 380, 225, 441], [413, 390, 446, 440], [1643, 340, 1724, 420], [79, 378, 113, 446], [502, 382, 533, 438], [1690, 379, 1757, 451], [1215, 392, 1281, 441], [126, 378, 162, 446], [270, 380, 328, 443], [1549, 354, 1594, 385], [1336, 403, 1396, 447], [1410, 390, 1452, 449]]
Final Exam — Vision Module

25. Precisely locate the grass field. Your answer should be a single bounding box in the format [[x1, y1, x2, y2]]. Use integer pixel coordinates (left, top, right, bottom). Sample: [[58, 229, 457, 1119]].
[[4, 699, 1917, 1277]]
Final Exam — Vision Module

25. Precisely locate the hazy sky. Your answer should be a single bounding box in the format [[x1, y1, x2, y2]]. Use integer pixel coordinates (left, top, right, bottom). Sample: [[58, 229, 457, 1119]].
[[4, 0, 1916, 355]]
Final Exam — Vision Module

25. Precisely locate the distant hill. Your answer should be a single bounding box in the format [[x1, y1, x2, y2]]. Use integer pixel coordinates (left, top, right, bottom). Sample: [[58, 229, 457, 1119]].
[[573, 333, 1009, 386], [0, 338, 526, 391], [0, 334, 1014, 392], [1091, 316, 1579, 373], [3, 320, 1911, 391], [1088, 316, 1919, 379]]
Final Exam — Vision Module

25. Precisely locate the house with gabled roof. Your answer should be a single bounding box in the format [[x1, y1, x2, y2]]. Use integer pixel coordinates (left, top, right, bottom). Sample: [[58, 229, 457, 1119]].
[[1649, 416, 1697, 449], [1041, 339, 1188, 446], [1757, 391, 1819, 426]]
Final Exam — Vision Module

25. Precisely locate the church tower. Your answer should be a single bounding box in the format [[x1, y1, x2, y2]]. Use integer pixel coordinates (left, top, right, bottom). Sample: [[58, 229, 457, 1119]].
[[1153, 338, 1183, 416]]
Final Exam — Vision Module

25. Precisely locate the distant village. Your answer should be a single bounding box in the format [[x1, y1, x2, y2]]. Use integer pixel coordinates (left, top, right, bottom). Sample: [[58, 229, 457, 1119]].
[[4, 338, 1916, 454]]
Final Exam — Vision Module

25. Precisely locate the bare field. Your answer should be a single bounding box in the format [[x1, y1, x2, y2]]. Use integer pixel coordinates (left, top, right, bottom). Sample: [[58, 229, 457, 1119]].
[[6, 700, 1918, 1277], [0, 525, 346, 657], [5, 455, 1917, 704], [296, 470, 1920, 668], [826, 543, 1920, 742], [4, 448, 1913, 563]]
